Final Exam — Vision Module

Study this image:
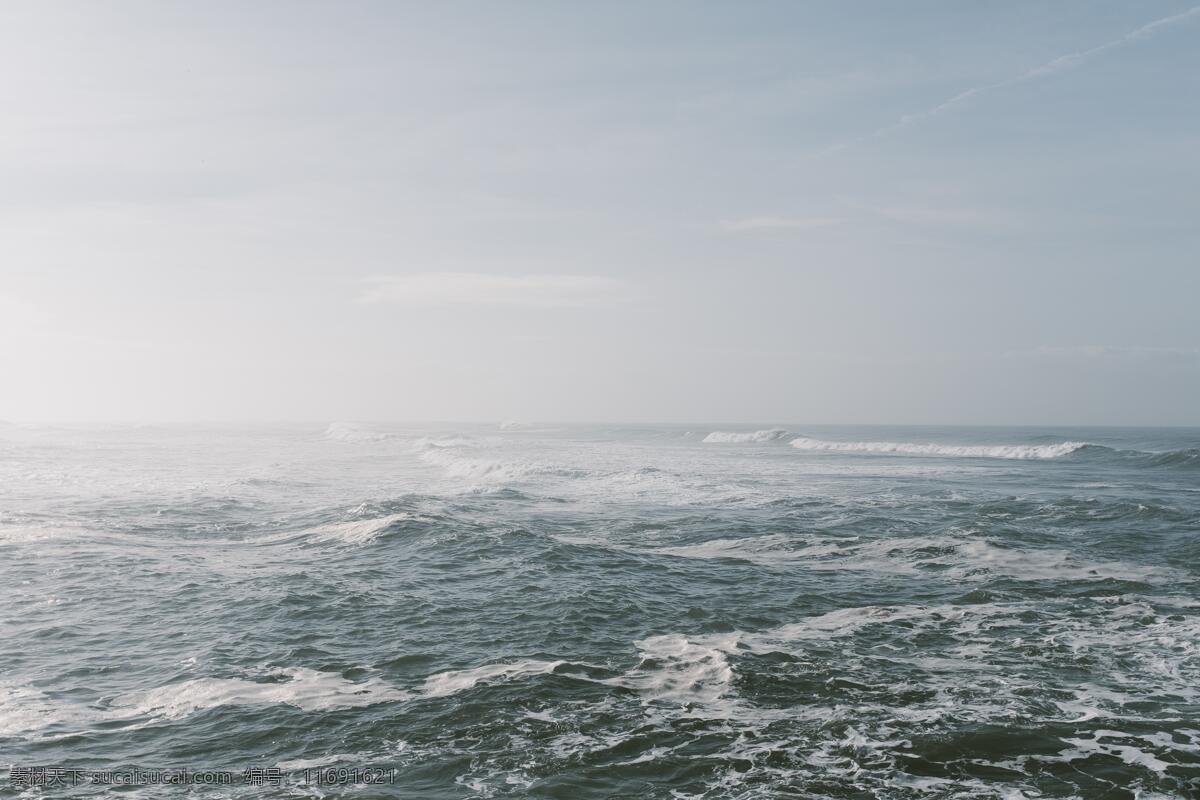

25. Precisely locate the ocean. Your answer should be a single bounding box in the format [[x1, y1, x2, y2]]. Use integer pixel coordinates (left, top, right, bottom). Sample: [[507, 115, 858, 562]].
[[1, 422, 1198, 798]]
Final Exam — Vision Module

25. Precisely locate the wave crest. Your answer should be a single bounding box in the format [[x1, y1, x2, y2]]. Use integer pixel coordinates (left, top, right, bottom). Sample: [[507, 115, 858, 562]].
[[415, 438, 584, 482], [702, 429, 793, 444], [788, 437, 1088, 459]]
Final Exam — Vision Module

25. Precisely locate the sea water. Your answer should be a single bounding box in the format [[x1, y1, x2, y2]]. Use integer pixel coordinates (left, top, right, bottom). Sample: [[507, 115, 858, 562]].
[[1, 422, 1198, 798]]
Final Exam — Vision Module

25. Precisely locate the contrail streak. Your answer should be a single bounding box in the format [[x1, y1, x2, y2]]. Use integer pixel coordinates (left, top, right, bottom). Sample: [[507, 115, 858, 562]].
[[818, 5, 1200, 157]]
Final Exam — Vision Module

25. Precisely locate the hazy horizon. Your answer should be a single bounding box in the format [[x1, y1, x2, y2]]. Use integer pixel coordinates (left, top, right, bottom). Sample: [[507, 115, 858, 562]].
[[5, 418, 1200, 432], [2, 1, 1198, 426]]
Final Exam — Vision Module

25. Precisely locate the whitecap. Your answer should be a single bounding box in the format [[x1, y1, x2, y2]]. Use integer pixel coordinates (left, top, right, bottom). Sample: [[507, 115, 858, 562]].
[[299, 513, 414, 546], [702, 429, 793, 444], [422, 660, 566, 698], [647, 532, 1168, 583], [789, 437, 1088, 459], [323, 422, 391, 442], [416, 440, 583, 482], [0, 668, 408, 738], [114, 667, 409, 719], [604, 634, 738, 705]]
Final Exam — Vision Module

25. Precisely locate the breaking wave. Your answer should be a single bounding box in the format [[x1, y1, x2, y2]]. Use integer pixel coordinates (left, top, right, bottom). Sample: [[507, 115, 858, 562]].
[[788, 437, 1089, 459], [649, 532, 1170, 583], [415, 438, 585, 482], [602, 634, 736, 705], [323, 421, 391, 442], [289, 512, 416, 546], [702, 429, 793, 444]]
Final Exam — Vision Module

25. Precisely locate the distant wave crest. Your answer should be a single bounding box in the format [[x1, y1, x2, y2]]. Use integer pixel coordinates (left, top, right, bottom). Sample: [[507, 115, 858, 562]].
[[324, 422, 391, 442], [702, 429, 793, 444], [415, 437, 584, 481], [788, 437, 1088, 460]]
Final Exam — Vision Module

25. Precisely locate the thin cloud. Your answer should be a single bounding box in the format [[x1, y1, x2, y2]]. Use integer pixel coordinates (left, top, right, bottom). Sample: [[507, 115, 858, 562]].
[[821, 5, 1200, 156], [357, 272, 632, 309], [720, 215, 844, 233], [848, 200, 1013, 229], [1007, 345, 1200, 362]]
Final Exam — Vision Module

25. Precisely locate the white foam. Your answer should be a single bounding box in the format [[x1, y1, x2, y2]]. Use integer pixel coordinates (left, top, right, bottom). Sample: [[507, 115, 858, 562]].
[[115, 668, 409, 718], [1053, 734, 1173, 776], [276, 754, 362, 771], [0, 669, 408, 738], [422, 660, 565, 697], [702, 429, 793, 444], [4, 656, 612, 740], [410, 597, 1200, 798], [0, 682, 94, 737], [605, 634, 737, 705], [789, 437, 1088, 459], [939, 539, 1163, 582], [416, 440, 582, 482], [764, 603, 942, 640], [413, 434, 493, 449], [300, 513, 412, 546], [651, 534, 849, 564], [648, 532, 1167, 583]]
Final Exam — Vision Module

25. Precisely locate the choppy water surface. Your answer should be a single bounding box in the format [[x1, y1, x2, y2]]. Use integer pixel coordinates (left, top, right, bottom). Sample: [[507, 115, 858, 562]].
[[1, 423, 1198, 798]]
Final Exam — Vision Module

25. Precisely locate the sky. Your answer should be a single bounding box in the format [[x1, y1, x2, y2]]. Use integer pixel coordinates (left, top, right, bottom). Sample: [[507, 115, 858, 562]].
[[1, 1, 1198, 425]]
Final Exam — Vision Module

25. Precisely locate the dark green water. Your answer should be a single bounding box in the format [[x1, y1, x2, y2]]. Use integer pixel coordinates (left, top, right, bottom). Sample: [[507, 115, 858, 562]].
[[1, 423, 1198, 798]]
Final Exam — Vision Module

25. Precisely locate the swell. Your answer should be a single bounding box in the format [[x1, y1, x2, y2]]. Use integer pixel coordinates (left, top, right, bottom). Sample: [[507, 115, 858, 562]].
[[1090, 445, 1200, 470], [1050, 443, 1200, 470], [782, 436, 1200, 468]]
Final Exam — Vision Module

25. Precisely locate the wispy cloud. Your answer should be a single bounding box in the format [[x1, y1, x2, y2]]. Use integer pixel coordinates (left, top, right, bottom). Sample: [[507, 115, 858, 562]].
[[357, 272, 632, 309], [848, 201, 1014, 229], [1007, 345, 1200, 362], [719, 215, 844, 233], [724, 203, 1009, 233], [821, 5, 1200, 156]]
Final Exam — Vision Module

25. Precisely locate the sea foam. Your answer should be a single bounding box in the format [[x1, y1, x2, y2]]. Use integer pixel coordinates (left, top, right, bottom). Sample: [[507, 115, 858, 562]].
[[422, 660, 565, 698], [117, 668, 408, 719], [0, 669, 409, 738], [604, 634, 738, 705]]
